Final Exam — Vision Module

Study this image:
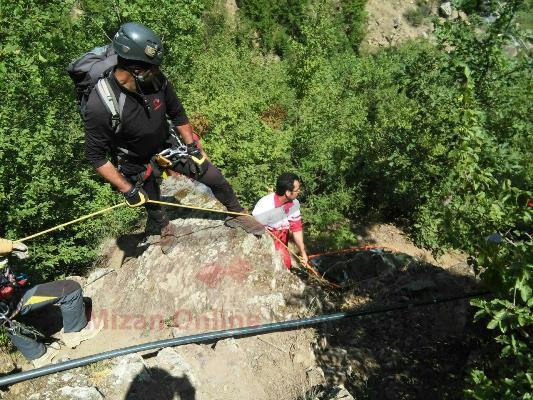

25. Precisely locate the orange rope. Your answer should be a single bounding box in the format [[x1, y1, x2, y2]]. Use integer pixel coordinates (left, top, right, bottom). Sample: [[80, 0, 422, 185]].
[[265, 229, 341, 289], [308, 245, 402, 260]]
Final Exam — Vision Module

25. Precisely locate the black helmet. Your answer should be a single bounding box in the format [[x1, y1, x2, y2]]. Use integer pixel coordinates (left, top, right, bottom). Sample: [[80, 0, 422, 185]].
[[113, 22, 163, 66]]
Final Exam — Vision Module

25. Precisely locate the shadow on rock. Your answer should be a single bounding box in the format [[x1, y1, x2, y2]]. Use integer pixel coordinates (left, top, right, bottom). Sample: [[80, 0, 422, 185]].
[[287, 249, 485, 400], [125, 367, 196, 400], [116, 233, 149, 258]]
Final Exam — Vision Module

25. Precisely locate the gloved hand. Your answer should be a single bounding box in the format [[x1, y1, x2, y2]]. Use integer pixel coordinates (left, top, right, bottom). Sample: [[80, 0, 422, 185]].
[[12, 242, 28, 260], [0, 240, 28, 259], [123, 186, 148, 208], [187, 143, 208, 178], [0, 239, 13, 257]]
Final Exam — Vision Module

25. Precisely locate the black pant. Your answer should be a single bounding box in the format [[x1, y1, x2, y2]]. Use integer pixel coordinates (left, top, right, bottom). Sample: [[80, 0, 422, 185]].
[[127, 160, 243, 224], [7, 280, 87, 360]]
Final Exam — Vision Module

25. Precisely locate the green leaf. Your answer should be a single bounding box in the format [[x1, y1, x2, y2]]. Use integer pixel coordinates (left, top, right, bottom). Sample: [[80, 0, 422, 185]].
[[487, 319, 499, 330]]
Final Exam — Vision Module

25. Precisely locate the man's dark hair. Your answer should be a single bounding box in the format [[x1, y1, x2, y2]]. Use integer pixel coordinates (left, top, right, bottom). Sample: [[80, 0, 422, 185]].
[[276, 172, 301, 196]]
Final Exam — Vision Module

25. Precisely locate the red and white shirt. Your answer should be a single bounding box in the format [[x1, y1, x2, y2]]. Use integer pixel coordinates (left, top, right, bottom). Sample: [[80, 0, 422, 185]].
[[252, 193, 302, 233]]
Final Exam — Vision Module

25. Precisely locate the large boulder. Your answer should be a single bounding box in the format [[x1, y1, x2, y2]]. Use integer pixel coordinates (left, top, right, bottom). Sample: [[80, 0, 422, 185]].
[[4, 175, 323, 400]]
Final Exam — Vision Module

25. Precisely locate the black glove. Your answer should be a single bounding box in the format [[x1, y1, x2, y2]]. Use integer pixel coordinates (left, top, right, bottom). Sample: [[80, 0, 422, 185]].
[[123, 186, 148, 208], [187, 143, 208, 178]]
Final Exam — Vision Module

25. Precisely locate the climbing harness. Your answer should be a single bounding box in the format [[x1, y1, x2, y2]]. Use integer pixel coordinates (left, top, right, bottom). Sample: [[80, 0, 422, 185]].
[[154, 146, 187, 168], [0, 301, 10, 324], [0, 269, 44, 341], [153, 127, 189, 168], [122, 126, 192, 183], [0, 267, 29, 301], [0, 301, 44, 342]]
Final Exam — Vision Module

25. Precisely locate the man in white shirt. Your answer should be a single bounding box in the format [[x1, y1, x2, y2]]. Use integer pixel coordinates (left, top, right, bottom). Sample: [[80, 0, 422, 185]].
[[252, 173, 308, 269]]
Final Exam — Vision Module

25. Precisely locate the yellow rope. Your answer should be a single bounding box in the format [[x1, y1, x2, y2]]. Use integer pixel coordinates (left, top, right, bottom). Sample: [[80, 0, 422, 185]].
[[146, 199, 249, 217], [15, 203, 126, 243], [12, 197, 337, 289]]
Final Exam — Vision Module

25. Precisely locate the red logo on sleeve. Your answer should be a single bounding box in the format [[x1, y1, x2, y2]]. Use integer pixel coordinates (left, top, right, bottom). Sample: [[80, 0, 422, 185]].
[[153, 98, 162, 111]]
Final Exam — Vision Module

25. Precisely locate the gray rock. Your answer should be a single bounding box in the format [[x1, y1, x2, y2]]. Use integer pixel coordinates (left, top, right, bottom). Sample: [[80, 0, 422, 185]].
[[161, 175, 219, 210], [439, 2, 453, 18], [111, 354, 149, 385], [60, 372, 75, 382], [247, 293, 286, 309], [306, 366, 326, 387], [0, 352, 15, 374], [155, 347, 196, 384], [87, 268, 114, 285], [57, 386, 103, 400], [451, 8, 459, 19], [303, 384, 355, 400], [447, 262, 475, 278]]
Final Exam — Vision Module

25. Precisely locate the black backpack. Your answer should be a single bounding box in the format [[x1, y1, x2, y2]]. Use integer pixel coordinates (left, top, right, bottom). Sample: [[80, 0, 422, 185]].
[[67, 45, 125, 132]]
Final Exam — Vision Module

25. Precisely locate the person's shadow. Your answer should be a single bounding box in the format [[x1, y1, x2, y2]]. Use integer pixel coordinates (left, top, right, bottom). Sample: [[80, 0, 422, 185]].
[[124, 367, 196, 400]]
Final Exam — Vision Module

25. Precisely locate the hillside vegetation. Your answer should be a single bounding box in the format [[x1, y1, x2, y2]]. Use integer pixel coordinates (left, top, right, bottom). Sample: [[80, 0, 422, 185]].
[[0, 0, 531, 397]]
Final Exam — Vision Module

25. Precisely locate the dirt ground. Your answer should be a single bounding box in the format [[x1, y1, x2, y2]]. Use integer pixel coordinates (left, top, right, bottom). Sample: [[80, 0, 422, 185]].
[[356, 223, 466, 268], [361, 0, 440, 52], [299, 223, 482, 399]]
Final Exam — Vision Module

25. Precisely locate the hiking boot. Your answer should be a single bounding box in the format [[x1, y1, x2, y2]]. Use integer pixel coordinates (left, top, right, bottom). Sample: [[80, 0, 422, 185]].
[[160, 222, 179, 254], [224, 215, 265, 236], [32, 346, 58, 368], [61, 319, 103, 349], [145, 209, 170, 236]]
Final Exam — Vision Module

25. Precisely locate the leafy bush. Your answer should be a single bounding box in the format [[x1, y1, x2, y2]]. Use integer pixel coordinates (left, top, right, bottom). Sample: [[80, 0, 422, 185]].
[[419, 2, 532, 396], [236, 0, 367, 55], [235, 0, 310, 54], [184, 31, 295, 206], [0, 0, 208, 278], [0, 2, 530, 395]]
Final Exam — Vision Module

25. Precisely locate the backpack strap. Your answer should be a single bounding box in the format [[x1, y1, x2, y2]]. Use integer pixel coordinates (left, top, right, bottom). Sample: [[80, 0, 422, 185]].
[[95, 77, 125, 133], [95, 77, 138, 157]]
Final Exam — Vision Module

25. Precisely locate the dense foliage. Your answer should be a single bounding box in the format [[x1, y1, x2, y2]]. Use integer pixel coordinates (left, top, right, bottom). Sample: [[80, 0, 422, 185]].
[[0, 0, 208, 278], [0, 0, 530, 396]]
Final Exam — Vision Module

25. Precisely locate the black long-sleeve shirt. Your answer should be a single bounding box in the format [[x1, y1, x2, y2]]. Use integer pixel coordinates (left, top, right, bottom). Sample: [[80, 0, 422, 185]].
[[84, 73, 188, 175]]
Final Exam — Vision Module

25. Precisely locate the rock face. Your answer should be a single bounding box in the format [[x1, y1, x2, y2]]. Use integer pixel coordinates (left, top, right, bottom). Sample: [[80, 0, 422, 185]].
[[2, 176, 480, 400], [310, 256, 481, 399], [85, 178, 301, 335], [301, 384, 356, 400], [3, 175, 320, 400]]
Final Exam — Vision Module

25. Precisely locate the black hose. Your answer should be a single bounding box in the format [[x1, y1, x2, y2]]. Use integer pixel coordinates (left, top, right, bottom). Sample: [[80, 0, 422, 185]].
[[0, 291, 489, 387]]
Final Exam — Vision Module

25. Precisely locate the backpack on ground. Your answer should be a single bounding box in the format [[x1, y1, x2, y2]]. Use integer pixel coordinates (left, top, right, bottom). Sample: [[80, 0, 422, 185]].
[[67, 45, 125, 132]]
